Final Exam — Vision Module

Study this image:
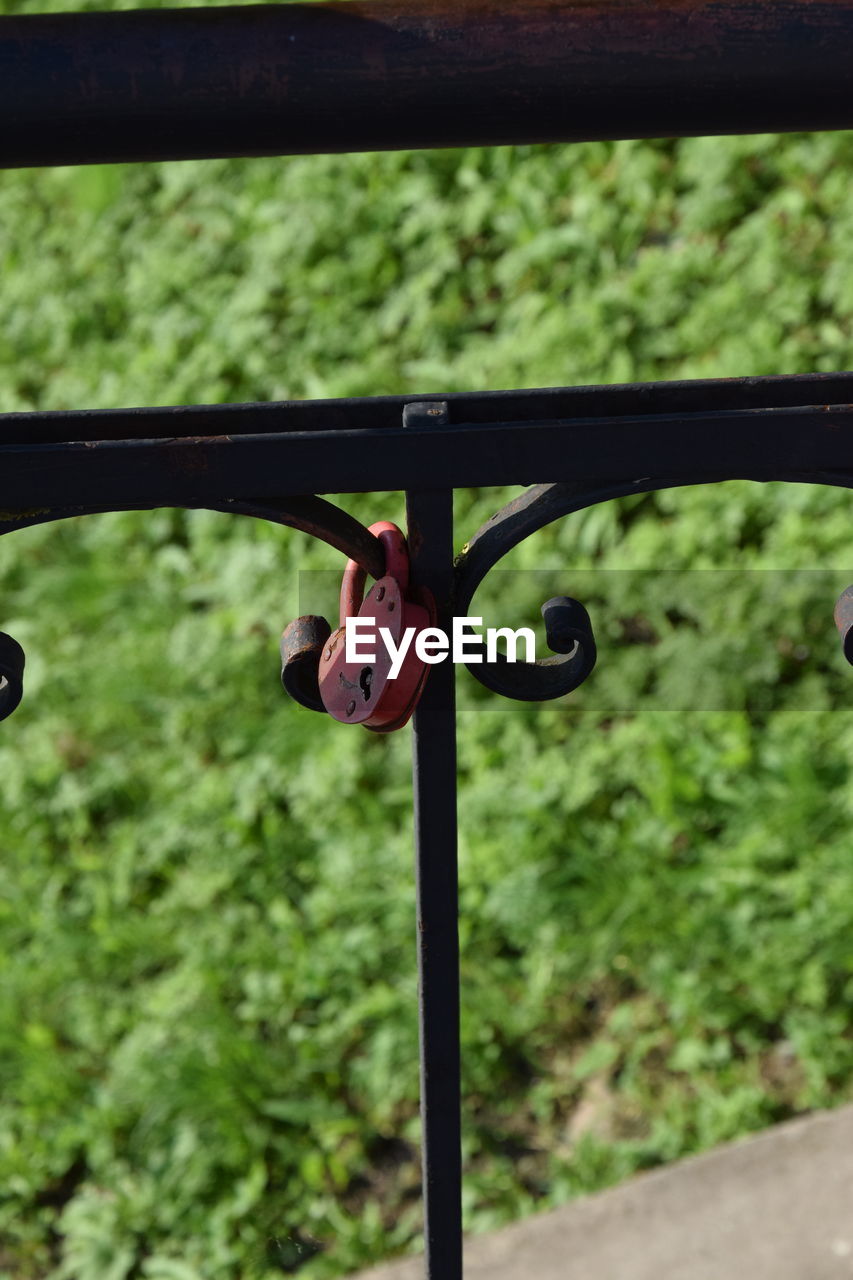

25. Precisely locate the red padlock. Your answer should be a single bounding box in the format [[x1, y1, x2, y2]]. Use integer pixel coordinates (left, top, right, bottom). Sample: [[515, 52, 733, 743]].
[[318, 522, 434, 732]]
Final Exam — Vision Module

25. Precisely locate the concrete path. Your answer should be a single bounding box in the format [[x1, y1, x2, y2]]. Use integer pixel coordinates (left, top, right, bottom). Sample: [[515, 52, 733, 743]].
[[351, 1106, 853, 1279]]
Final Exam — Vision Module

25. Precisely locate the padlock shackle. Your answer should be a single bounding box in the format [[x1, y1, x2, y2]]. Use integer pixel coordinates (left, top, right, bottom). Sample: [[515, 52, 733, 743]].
[[339, 521, 409, 625], [340, 560, 368, 628]]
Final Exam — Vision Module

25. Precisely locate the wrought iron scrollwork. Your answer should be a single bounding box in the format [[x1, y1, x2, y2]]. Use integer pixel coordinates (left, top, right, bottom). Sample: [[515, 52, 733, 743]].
[[4, 391, 853, 723], [451, 482, 617, 703], [0, 494, 385, 722], [455, 467, 853, 703], [0, 631, 24, 722]]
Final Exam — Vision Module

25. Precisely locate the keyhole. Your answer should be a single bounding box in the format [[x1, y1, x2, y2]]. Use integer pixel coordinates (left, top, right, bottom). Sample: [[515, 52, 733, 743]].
[[359, 666, 373, 701]]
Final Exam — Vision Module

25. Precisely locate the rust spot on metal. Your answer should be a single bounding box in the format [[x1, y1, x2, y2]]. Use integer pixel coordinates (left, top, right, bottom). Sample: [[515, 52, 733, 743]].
[[163, 436, 233, 475], [173, 435, 233, 446], [0, 508, 49, 521], [280, 614, 332, 713]]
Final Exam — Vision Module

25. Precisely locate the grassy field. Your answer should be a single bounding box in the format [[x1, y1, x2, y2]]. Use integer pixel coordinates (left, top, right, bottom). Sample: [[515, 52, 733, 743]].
[[3, 3, 853, 1277]]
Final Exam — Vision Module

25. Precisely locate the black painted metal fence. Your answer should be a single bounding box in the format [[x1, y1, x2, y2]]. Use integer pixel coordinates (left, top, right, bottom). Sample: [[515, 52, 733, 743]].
[[3, 4, 853, 1276]]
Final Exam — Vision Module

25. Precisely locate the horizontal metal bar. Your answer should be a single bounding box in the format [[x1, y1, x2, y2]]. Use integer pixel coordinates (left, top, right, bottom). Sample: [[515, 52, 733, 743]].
[[1, 395, 853, 510], [3, 2, 853, 168], [2, 372, 852, 446]]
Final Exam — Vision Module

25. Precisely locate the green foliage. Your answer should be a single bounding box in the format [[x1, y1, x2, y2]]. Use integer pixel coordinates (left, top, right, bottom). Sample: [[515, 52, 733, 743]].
[[3, 0, 853, 1273]]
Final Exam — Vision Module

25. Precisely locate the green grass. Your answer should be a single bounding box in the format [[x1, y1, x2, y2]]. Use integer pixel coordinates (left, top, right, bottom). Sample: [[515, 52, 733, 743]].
[[3, 3, 853, 1275]]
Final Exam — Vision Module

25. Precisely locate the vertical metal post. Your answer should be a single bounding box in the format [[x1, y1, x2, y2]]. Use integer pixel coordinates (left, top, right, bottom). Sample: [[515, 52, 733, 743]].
[[406, 479, 462, 1280]]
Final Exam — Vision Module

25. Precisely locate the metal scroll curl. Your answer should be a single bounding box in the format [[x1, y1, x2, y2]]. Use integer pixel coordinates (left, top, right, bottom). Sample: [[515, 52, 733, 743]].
[[452, 483, 609, 702], [0, 494, 385, 721], [454, 468, 853, 703], [453, 476, 744, 703], [0, 631, 25, 722], [452, 477, 711, 703]]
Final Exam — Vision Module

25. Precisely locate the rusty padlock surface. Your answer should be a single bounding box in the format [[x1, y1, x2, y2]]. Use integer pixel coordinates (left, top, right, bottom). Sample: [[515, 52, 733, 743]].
[[318, 522, 434, 732]]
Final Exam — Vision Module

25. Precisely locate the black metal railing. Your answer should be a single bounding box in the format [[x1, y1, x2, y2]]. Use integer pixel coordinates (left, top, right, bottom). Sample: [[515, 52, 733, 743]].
[[3, 5, 853, 1277]]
